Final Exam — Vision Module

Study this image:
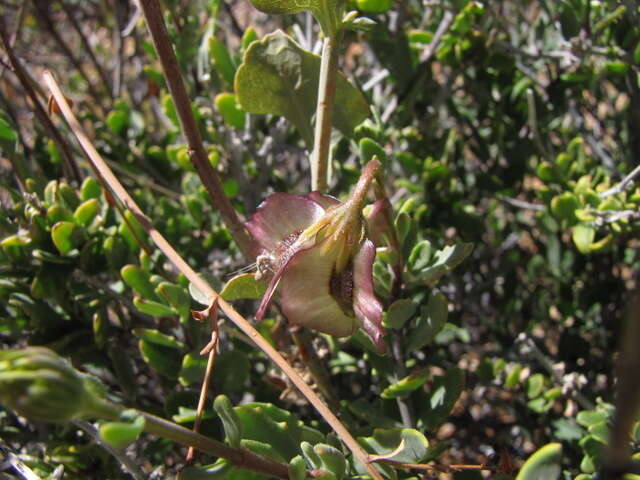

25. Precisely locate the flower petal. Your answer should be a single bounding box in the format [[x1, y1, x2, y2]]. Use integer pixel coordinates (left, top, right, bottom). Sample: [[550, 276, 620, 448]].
[[280, 240, 356, 337], [246, 193, 326, 251], [307, 191, 341, 209], [365, 199, 393, 247], [353, 239, 386, 353]]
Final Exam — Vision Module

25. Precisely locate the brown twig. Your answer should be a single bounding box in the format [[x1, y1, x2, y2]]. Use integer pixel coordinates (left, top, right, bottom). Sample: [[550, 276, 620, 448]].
[[138, 0, 258, 260], [184, 300, 220, 467], [44, 71, 385, 480], [0, 15, 81, 184]]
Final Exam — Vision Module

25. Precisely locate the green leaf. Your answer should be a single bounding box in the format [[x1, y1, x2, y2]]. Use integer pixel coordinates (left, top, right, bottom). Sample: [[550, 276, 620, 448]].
[[73, 199, 100, 227], [156, 282, 191, 321], [215, 93, 246, 129], [415, 243, 473, 285], [178, 351, 207, 387], [550, 192, 580, 225], [121, 265, 159, 301], [527, 373, 545, 398], [381, 368, 429, 399], [421, 368, 465, 429], [515, 443, 562, 480], [383, 298, 416, 329], [189, 273, 222, 306], [132, 328, 184, 349], [106, 110, 129, 135], [214, 395, 242, 447], [576, 410, 607, 427], [356, 0, 391, 14], [215, 350, 251, 393], [241, 439, 287, 462], [0, 116, 18, 142], [361, 428, 429, 464], [234, 402, 303, 460], [359, 138, 387, 166], [51, 221, 84, 255], [408, 240, 432, 271], [313, 444, 347, 480], [505, 363, 523, 388], [209, 36, 236, 86], [288, 456, 307, 480], [235, 31, 369, 148], [80, 177, 102, 201], [247, 0, 342, 35], [406, 292, 448, 352], [573, 224, 596, 254], [134, 297, 176, 317], [221, 273, 268, 301], [138, 339, 182, 379], [99, 410, 145, 448]]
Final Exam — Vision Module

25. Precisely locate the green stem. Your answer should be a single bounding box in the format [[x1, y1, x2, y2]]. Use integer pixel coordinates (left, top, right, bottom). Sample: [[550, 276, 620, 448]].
[[311, 34, 341, 192], [88, 400, 290, 479]]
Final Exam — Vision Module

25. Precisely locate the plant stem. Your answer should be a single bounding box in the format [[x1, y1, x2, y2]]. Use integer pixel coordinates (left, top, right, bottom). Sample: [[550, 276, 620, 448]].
[[311, 34, 341, 193], [44, 71, 385, 480], [87, 399, 289, 479], [138, 0, 259, 260]]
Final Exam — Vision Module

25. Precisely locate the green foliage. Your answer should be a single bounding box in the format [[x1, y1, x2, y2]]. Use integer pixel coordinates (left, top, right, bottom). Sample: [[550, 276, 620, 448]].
[[235, 31, 369, 147], [3, 0, 640, 478]]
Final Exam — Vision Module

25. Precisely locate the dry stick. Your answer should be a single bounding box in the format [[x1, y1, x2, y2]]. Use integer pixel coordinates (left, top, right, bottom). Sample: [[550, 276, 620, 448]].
[[184, 301, 220, 467], [58, 0, 113, 95], [600, 164, 640, 198], [0, 16, 82, 184], [311, 34, 340, 193], [138, 0, 258, 260], [44, 71, 385, 480]]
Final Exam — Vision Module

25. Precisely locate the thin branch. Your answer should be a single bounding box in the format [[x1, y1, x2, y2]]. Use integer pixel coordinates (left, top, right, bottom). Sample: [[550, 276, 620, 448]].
[[419, 10, 454, 64], [311, 34, 341, 192], [498, 195, 545, 212], [600, 164, 640, 198], [44, 71, 385, 480], [526, 88, 551, 159], [184, 301, 220, 466], [138, 0, 258, 260], [72, 420, 145, 480], [398, 10, 454, 103], [0, 15, 81, 184], [517, 334, 594, 411]]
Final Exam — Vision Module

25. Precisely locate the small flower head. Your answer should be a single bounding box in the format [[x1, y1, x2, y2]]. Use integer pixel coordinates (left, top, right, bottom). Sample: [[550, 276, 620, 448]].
[[0, 347, 106, 422], [246, 160, 386, 353]]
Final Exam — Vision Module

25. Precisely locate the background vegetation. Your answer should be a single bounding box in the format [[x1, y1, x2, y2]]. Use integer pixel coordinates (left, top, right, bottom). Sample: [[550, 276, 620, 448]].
[[1, 0, 640, 479]]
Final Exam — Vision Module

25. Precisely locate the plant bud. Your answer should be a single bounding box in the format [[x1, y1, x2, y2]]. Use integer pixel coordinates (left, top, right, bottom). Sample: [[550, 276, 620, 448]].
[[0, 347, 105, 422]]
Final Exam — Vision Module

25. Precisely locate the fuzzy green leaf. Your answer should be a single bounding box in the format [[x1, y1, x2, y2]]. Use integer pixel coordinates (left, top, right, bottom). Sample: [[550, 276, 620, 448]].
[[235, 31, 368, 148]]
